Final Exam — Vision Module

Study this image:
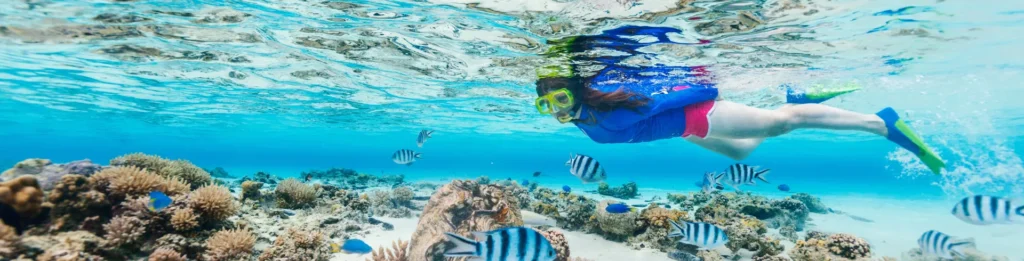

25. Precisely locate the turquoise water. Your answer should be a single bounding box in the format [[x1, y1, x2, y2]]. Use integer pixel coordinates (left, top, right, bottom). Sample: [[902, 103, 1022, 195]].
[[2, 0, 1024, 259]]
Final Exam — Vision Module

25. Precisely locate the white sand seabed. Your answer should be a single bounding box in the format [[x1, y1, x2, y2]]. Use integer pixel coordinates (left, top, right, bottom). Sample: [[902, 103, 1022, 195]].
[[329, 216, 420, 261], [810, 195, 1024, 260]]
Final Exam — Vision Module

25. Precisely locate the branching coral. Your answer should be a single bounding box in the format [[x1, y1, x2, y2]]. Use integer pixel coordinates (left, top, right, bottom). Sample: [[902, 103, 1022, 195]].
[[160, 160, 212, 189], [110, 153, 212, 189], [205, 229, 256, 261], [188, 185, 238, 223], [275, 178, 318, 209], [110, 153, 170, 173], [366, 240, 409, 261], [790, 233, 871, 261], [241, 181, 263, 200], [149, 247, 187, 261], [169, 208, 199, 231], [258, 228, 330, 261], [391, 186, 414, 206], [102, 215, 148, 248], [107, 166, 168, 197]]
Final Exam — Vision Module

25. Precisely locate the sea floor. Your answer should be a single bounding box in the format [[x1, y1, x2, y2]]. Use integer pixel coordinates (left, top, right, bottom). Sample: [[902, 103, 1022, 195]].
[[324, 185, 1024, 261]]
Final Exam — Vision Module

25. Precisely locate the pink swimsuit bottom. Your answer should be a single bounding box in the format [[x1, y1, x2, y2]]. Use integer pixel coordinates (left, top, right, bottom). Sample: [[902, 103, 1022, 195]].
[[670, 85, 716, 139]]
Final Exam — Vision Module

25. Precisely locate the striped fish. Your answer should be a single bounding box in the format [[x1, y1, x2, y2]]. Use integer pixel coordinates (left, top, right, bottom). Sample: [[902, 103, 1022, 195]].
[[391, 149, 420, 166], [667, 220, 728, 250], [417, 129, 434, 148], [566, 153, 607, 184], [444, 227, 558, 261], [724, 163, 769, 191], [951, 195, 1024, 225], [917, 230, 975, 259], [700, 172, 725, 194]]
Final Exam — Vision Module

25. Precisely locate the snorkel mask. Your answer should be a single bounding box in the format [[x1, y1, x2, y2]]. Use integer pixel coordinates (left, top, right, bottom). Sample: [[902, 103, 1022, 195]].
[[535, 88, 575, 123], [536, 37, 579, 124]]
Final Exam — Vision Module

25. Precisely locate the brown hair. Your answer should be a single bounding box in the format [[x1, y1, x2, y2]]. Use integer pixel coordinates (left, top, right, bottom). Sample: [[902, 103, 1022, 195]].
[[535, 77, 649, 112]]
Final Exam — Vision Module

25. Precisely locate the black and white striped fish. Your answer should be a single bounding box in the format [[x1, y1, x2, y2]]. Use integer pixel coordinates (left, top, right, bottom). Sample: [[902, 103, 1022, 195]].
[[951, 195, 1024, 225], [917, 230, 975, 259], [391, 149, 420, 166], [667, 220, 728, 250], [566, 153, 607, 183], [444, 227, 558, 261], [724, 163, 770, 191], [417, 129, 434, 148]]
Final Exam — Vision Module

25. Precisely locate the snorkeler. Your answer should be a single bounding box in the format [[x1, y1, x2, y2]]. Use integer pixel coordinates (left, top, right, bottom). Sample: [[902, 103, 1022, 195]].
[[533, 26, 945, 174]]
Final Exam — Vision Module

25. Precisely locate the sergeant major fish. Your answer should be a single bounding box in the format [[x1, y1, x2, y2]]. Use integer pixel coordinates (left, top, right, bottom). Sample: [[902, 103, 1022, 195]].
[[392, 149, 421, 166], [444, 227, 558, 261], [917, 230, 975, 259], [951, 195, 1024, 225], [668, 220, 728, 250], [724, 163, 770, 191], [417, 129, 434, 147], [699, 172, 725, 193], [566, 153, 607, 183]]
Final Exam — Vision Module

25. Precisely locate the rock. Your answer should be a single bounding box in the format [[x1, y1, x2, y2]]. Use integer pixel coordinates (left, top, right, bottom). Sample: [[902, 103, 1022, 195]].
[[408, 180, 522, 261], [2, 159, 102, 191], [593, 200, 641, 239], [789, 193, 828, 214]]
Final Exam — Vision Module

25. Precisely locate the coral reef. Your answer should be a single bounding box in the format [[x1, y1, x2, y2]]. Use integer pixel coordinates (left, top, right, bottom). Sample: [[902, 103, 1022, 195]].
[[597, 182, 638, 199], [368, 187, 414, 218], [258, 228, 330, 261], [592, 200, 641, 239], [529, 188, 596, 230], [408, 179, 523, 261], [367, 240, 409, 261], [627, 204, 691, 251], [789, 193, 828, 214], [539, 228, 571, 261], [241, 180, 262, 200], [275, 178, 318, 209], [789, 233, 872, 261], [149, 247, 188, 261], [110, 153, 212, 189], [188, 185, 238, 223], [102, 215, 148, 248], [667, 192, 715, 211], [205, 229, 256, 261], [694, 193, 786, 257], [21, 231, 104, 260], [169, 208, 198, 231], [299, 167, 404, 189], [47, 174, 110, 232]]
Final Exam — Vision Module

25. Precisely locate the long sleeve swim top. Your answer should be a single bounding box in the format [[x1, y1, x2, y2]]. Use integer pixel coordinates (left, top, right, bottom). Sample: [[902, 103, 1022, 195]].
[[571, 66, 719, 143]]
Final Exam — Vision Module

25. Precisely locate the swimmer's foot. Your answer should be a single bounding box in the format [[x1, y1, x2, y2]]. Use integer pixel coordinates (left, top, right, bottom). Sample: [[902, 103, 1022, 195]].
[[876, 107, 945, 174], [785, 84, 861, 104]]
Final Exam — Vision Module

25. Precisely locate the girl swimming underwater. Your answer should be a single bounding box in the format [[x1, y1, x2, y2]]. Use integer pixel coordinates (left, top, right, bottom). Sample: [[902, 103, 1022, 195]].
[[533, 26, 945, 174]]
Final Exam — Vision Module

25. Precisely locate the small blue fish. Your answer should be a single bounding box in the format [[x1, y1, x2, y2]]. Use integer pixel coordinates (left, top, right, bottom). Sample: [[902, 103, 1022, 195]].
[[340, 239, 373, 254], [148, 191, 172, 212], [778, 184, 791, 192], [562, 185, 571, 193], [605, 203, 635, 214], [521, 179, 529, 186]]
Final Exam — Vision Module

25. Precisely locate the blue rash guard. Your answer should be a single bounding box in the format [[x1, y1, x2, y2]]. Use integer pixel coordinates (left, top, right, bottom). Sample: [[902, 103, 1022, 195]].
[[572, 66, 719, 143]]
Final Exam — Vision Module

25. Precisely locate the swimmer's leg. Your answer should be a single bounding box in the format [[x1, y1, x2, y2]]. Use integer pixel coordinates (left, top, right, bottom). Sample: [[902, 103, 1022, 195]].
[[684, 136, 764, 161], [706, 101, 887, 139]]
